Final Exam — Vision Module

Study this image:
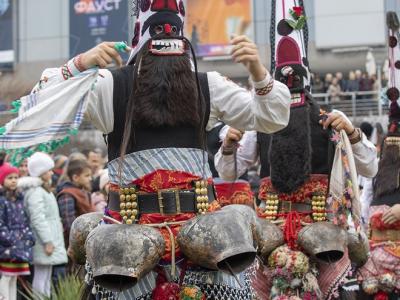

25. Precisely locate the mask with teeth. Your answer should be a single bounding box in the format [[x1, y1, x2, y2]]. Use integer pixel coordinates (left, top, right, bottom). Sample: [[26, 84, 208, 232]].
[[149, 38, 187, 56], [129, 0, 186, 64]]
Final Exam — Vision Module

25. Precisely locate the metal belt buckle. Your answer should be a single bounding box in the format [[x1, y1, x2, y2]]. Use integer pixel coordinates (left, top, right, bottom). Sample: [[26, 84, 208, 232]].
[[280, 200, 292, 213], [157, 188, 181, 215]]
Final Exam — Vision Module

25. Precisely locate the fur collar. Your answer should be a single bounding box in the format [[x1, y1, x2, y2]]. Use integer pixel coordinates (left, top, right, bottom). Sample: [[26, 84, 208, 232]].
[[17, 176, 43, 190]]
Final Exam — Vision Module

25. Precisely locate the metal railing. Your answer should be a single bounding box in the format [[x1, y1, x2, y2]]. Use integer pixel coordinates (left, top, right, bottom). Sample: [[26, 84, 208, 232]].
[[313, 90, 388, 118]]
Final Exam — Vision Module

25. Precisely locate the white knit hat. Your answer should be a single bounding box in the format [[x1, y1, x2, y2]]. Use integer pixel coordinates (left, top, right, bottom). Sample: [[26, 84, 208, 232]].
[[27, 152, 55, 177]]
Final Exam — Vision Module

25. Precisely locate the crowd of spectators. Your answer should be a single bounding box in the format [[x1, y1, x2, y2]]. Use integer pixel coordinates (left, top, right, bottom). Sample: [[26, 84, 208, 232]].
[[311, 70, 382, 102], [0, 148, 109, 299]]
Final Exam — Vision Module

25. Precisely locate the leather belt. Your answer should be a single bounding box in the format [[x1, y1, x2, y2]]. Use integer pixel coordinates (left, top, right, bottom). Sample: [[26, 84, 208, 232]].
[[279, 201, 312, 213], [108, 186, 215, 215]]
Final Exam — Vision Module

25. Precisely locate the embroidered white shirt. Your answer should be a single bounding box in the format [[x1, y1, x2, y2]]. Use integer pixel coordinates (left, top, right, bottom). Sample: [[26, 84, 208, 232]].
[[38, 60, 291, 135]]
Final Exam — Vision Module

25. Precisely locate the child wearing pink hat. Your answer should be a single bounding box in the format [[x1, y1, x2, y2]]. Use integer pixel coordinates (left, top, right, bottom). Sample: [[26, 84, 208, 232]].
[[0, 161, 34, 300]]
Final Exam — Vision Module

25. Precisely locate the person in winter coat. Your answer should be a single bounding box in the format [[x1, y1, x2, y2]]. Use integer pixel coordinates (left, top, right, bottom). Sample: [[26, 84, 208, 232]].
[[18, 152, 67, 298], [0, 162, 34, 300], [57, 159, 94, 249]]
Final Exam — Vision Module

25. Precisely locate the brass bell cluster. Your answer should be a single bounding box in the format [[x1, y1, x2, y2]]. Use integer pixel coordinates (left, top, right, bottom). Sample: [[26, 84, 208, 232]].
[[119, 186, 138, 225], [195, 180, 209, 214], [311, 193, 327, 222], [264, 192, 279, 220]]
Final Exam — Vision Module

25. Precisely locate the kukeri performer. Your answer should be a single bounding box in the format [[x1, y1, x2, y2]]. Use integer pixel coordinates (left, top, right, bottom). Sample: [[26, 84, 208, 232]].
[[0, 0, 291, 299], [358, 11, 400, 300], [215, 0, 378, 299]]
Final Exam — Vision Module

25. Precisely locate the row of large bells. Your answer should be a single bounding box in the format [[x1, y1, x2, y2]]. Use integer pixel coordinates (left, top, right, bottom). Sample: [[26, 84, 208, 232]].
[[69, 205, 369, 292]]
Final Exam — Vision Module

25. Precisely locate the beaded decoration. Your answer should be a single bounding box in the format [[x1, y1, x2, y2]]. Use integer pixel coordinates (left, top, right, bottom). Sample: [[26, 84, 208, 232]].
[[119, 186, 139, 224], [194, 180, 209, 214], [311, 193, 327, 222], [265, 192, 279, 220]]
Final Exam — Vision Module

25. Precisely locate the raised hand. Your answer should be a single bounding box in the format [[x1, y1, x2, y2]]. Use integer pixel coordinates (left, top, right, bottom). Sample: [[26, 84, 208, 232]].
[[230, 35, 267, 82], [80, 42, 131, 70], [319, 112, 355, 135]]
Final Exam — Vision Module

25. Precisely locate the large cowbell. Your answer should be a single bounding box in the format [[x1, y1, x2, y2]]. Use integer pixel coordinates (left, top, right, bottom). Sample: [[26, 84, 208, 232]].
[[220, 204, 285, 262], [347, 231, 369, 267], [85, 224, 165, 291], [177, 208, 257, 273], [68, 212, 104, 265], [297, 222, 347, 263]]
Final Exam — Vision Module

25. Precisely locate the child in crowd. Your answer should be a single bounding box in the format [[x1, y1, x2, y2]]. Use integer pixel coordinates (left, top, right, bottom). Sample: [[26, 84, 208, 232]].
[[18, 152, 67, 298], [18, 159, 29, 178], [57, 159, 94, 248], [56, 152, 87, 189], [0, 162, 34, 300], [51, 155, 68, 190], [91, 169, 109, 213]]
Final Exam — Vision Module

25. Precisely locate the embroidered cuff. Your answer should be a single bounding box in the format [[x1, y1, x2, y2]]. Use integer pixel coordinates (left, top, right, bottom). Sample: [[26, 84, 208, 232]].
[[61, 63, 73, 80], [253, 73, 274, 96], [61, 59, 82, 80]]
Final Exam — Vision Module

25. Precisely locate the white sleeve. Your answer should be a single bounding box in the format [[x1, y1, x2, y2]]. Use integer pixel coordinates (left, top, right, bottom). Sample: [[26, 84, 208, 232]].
[[85, 69, 114, 134], [34, 59, 114, 134], [214, 128, 258, 181], [331, 110, 378, 178], [206, 71, 290, 134], [352, 133, 378, 178], [360, 177, 374, 224]]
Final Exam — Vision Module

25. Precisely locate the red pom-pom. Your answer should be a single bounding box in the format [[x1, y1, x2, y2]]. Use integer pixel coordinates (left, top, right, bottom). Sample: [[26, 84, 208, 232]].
[[374, 291, 389, 300], [152, 282, 180, 300]]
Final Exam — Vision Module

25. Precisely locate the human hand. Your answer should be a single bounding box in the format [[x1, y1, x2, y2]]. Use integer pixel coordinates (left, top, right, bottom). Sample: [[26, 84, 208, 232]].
[[382, 204, 400, 225], [80, 42, 131, 69], [44, 243, 54, 256], [319, 112, 355, 135], [224, 128, 244, 148], [230, 35, 267, 82]]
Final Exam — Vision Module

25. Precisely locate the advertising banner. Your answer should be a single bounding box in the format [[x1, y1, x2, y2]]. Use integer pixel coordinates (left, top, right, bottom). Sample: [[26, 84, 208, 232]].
[[70, 0, 129, 59], [186, 0, 252, 57]]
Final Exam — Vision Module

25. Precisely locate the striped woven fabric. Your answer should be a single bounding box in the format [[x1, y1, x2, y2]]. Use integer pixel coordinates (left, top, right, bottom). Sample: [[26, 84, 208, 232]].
[[0, 261, 30, 276], [0, 70, 98, 150], [318, 252, 352, 300], [108, 148, 212, 184], [248, 261, 271, 300]]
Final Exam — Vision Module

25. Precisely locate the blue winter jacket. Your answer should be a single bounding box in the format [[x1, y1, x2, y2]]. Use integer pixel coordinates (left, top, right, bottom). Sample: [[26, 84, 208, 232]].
[[0, 190, 35, 263]]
